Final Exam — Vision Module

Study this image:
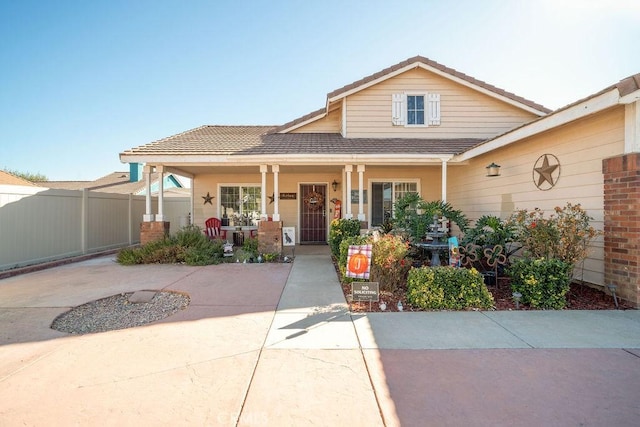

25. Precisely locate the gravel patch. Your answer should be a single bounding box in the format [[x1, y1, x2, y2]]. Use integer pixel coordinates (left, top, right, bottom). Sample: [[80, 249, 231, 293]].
[[51, 291, 190, 334]]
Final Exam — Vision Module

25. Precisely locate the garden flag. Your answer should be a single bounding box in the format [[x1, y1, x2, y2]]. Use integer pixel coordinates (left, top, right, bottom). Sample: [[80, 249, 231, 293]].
[[448, 236, 461, 267], [346, 244, 372, 279]]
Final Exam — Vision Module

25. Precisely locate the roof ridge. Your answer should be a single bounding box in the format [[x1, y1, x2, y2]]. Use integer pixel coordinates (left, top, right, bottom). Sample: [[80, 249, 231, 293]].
[[327, 55, 551, 113]]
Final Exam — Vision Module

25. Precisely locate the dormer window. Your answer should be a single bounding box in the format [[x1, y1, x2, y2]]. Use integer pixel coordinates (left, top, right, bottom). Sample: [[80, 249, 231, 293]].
[[407, 95, 425, 125], [392, 92, 441, 126]]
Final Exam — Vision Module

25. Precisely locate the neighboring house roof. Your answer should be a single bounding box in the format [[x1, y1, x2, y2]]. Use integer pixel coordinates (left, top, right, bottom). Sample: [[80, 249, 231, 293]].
[[0, 170, 37, 186], [36, 172, 187, 196], [123, 126, 483, 157], [274, 55, 551, 133]]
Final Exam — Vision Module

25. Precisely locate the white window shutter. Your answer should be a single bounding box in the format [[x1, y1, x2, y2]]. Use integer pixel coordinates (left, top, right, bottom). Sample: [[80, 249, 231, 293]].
[[392, 93, 406, 126], [428, 93, 441, 125]]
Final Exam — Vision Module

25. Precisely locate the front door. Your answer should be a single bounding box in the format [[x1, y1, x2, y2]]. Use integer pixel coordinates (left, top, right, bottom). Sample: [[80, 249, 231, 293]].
[[300, 184, 327, 244]]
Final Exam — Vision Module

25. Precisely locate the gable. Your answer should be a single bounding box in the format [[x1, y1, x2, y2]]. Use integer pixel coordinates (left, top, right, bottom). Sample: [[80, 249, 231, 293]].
[[344, 67, 540, 139], [291, 67, 541, 139]]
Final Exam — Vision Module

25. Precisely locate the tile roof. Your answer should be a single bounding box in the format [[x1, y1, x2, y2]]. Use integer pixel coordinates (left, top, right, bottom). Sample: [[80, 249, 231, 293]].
[[123, 125, 278, 154], [122, 125, 482, 157]]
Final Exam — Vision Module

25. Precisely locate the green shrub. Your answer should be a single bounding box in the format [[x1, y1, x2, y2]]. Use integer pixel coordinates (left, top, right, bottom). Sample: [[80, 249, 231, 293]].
[[116, 226, 224, 266], [508, 203, 600, 269], [393, 194, 468, 242], [264, 252, 280, 262], [173, 225, 208, 247], [184, 239, 224, 265], [507, 258, 572, 309], [243, 237, 259, 258], [370, 233, 411, 292], [116, 246, 144, 265], [329, 218, 362, 257], [407, 266, 494, 310]]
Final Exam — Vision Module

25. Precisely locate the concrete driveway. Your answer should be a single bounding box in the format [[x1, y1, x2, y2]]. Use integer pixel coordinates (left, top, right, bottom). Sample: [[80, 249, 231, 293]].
[[1, 246, 639, 426]]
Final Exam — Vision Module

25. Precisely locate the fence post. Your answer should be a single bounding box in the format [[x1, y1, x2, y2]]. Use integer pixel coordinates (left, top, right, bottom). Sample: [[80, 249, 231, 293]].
[[81, 189, 89, 254], [128, 193, 133, 245]]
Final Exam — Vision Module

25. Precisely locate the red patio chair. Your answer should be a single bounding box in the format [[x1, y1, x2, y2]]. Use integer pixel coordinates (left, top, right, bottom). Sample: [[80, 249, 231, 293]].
[[204, 217, 227, 240]]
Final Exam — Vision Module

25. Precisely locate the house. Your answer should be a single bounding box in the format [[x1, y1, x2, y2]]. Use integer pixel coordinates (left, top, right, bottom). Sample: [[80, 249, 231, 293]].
[[0, 170, 37, 186], [120, 56, 640, 306], [35, 163, 189, 197]]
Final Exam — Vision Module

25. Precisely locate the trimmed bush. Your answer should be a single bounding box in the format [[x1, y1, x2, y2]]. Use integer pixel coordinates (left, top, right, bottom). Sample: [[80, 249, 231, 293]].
[[329, 218, 362, 257], [507, 258, 572, 309], [407, 266, 494, 310]]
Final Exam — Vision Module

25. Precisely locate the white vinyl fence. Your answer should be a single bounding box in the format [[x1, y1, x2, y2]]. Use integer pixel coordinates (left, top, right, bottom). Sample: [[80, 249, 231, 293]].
[[0, 185, 191, 271]]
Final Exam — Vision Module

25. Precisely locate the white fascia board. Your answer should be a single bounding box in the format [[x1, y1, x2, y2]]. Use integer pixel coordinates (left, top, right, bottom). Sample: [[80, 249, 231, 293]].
[[619, 89, 640, 104], [327, 63, 419, 103], [326, 61, 548, 116], [277, 112, 327, 133], [164, 166, 194, 179], [417, 63, 548, 116], [454, 88, 621, 162], [120, 153, 453, 166]]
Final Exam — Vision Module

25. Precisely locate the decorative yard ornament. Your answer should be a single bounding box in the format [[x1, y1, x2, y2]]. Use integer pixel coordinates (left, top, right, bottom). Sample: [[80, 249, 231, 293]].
[[348, 251, 368, 275], [346, 244, 372, 279], [533, 154, 560, 190], [202, 192, 214, 205], [303, 189, 324, 211]]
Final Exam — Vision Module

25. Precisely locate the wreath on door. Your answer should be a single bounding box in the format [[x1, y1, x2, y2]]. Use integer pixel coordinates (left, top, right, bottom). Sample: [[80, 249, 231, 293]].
[[303, 190, 324, 211]]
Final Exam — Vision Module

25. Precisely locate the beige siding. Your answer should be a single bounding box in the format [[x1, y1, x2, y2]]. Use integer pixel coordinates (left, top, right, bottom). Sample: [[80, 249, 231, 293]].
[[345, 68, 538, 139], [195, 172, 341, 242], [448, 106, 626, 286], [291, 108, 342, 133]]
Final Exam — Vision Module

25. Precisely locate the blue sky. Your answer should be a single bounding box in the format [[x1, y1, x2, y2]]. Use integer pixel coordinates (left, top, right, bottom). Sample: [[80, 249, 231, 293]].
[[2, 0, 639, 180]]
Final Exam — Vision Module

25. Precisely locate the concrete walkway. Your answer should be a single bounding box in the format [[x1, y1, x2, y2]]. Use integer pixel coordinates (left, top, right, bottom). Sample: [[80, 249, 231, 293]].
[[0, 246, 639, 426]]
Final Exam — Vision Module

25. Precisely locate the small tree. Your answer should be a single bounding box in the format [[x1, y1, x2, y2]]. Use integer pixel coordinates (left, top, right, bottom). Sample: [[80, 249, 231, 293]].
[[393, 193, 468, 242], [508, 203, 600, 269], [3, 169, 48, 182]]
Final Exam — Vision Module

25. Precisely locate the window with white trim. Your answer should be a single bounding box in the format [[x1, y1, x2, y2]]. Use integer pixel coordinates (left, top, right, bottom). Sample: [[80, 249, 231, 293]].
[[371, 181, 418, 226], [392, 92, 441, 126], [220, 185, 261, 224]]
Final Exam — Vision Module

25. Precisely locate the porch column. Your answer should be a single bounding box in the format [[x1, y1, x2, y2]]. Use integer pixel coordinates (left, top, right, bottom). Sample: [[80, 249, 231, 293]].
[[441, 159, 448, 203], [272, 165, 280, 221], [155, 165, 166, 222], [260, 165, 268, 220], [624, 100, 640, 153], [357, 164, 366, 221], [344, 165, 353, 219], [143, 165, 154, 221]]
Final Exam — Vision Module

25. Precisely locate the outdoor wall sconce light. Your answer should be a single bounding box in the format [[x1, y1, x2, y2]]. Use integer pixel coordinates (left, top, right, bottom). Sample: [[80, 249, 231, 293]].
[[607, 284, 619, 309], [512, 292, 522, 310], [331, 179, 340, 191], [486, 163, 501, 177]]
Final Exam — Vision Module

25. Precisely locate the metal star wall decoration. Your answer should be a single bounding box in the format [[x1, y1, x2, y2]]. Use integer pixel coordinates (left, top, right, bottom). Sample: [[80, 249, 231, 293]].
[[268, 193, 275, 205], [202, 192, 214, 205], [533, 154, 560, 190]]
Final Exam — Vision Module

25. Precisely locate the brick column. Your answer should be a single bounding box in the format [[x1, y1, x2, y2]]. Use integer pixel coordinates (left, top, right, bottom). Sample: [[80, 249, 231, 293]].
[[603, 153, 640, 307], [140, 221, 170, 245], [258, 221, 283, 255]]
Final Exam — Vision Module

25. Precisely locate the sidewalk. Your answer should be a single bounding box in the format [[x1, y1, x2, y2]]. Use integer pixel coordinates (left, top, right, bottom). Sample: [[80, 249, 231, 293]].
[[0, 246, 639, 426]]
